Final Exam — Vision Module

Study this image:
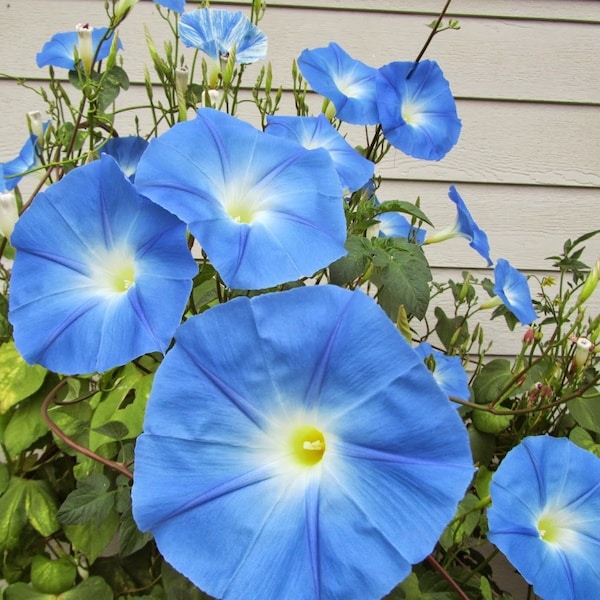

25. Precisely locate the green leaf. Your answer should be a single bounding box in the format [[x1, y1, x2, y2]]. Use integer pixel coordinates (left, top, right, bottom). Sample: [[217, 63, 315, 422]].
[[568, 388, 600, 433], [472, 359, 512, 405], [0, 463, 9, 495], [62, 576, 114, 600], [65, 509, 120, 563], [107, 65, 130, 90], [480, 576, 493, 600], [31, 555, 77, 595], [369, 238, 432, 320], [472, 408, 513, 434], [27, 479, 60, 536], [93, 420, 129, 440], [120, 505, 153, 557], [439, 493, 481, 550], [57, 474, 115, 526], [0, 341, 47, 414], [569, 427, 600, 457], [328, 236, 371, 286], [0, 477, 28, 550], [468, 427, 496, 466], [434, 307, 469, 350], [4, 395, 49, 456], [3, 582, 53, 600], [162, 561, 213, 600]]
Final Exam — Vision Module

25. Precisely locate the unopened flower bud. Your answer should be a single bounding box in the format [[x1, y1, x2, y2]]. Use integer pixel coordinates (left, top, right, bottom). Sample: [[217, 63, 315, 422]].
[[323, 98, 336, 120], [175, 66, 189, 122], [207, 88, 221, 107], [76, 24, 94, 75], [27, 111, 44, 139], [523, 327, 535, 345], [572, 336, 595, 369], [576, 259, 600, 307], [0, 191, 19, 239], [114, 0, 139, 24]]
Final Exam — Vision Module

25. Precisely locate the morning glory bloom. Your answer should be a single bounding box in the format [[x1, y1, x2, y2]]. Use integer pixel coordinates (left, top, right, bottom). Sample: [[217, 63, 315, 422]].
[[488, 436, 600, 600], [135, 108, 347, 290], [376, 211, 426, 244], [153, 0, 185, 12], [376, 60, 461, 160], [179, 9, 267, 63], [36, 26, 122, 71], [101, 136, 149, 182], [297, 42, 379, 125], [265, 114, 374, 193], [8, 155, 197, 375], [132, 285, 473, 600], [425, 185, 492, 266], [491, 258, 537, 325], [414, 341, 470, 403]]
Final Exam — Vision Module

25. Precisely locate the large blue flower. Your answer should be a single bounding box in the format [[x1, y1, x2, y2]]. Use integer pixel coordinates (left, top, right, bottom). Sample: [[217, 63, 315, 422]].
[[132, 285, 473, 600], [135, 108, 347, 290], [376, 211, 426, 244], [36, 26, 122, 71], [8, 155, 197, 375], [415, 341, 470, 403], [425, 185, 492, 266], [265, 114, 374, 193], [100, 136, 149, 182], [153, 0, 185, 13], [376, 60, 461, 160], [488, 436, 600, 600], [179, 9, 267, 64], [491, 258, 537, 325], [297, 43, 379, 125]]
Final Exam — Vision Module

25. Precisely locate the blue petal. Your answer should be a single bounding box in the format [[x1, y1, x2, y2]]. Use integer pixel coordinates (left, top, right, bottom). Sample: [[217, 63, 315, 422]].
[[376, 211, 426, 243], [414, 341, 470, 401], [488, 436, 600, 600], [179, 9, 267, 63], [101, 136, 148, 182], [265, 114, 374, 193], [376, 60, 461, 160], [9, 155, 196, 374], [448, 185, 492, 266], [135, 108, 347, 289], [36, 27, 122, 70], [153, 0, 185, 13], [297, 43, 379, 125], [132, 285, 473, 599], [2, 134, 42, 191], [493, 258, 537, 325]]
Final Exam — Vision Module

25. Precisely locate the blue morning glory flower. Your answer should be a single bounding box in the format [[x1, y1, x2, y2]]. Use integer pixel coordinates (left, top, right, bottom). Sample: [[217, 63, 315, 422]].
[[297, 43, 379, 125], [36, 26, 122, 71], [8, 155, 197, 375], [132, 285, 473, 600], [153, 0, 185, 13], [179, 9, 267, 64], [101, 136, 149, 182], [414, 341, 470, 403], [376, 211, 426, 244], [488, 435, 600, 600], [492, 258, 537, 325], [265, 114, 374, 193], [376, 60, 461, 160], [135, 108, 347, 290], [2, 134, 42, 191], [425, 185, 492, 266]]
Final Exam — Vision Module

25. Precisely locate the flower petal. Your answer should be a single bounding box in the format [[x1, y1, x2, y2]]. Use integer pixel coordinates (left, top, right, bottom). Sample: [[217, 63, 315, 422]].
[[493, 258, 537, 325]]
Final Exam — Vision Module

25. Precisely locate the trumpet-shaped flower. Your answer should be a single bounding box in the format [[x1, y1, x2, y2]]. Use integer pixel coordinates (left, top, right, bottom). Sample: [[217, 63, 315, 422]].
[[425, 185, 492, 266], [2, 122, 49, 191], [491, 258, 537, 325], [8, 155, 197, 375], [153, 0, 185, 12], [297, 43, 379, 125], [135, 108, 347, 290], [376, 60, 461, 160], [132, 285, 473, 600], [415, 341, 470, 402], [265, 114, 374, 193], [36, 26, 122, 71], [101, 136, 149, 181], [488, 435, 600, 600], [179, 9, 267, 63], [376, 211, 426, 244]]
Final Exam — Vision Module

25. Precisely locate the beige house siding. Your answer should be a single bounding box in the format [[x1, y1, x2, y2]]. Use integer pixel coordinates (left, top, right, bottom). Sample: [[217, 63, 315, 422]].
[[1, 0, 599, 354]]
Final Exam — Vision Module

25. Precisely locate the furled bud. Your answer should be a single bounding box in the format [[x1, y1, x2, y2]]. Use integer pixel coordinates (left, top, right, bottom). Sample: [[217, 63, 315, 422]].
[[114, 0, 139, 25], [27, 110, 44, 139], [572, 336, 595, 369], [76, 24, 94, 75], [0, 191, 19, 239], [175, 66, 189, 122], [576, 259, 600, 307]]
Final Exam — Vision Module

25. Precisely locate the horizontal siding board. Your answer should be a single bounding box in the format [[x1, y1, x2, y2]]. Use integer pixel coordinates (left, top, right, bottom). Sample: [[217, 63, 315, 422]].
[[1, 2, 599, 104]]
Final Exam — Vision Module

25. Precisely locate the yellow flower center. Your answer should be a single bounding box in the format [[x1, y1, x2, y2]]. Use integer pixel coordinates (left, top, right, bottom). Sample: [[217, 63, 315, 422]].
[[537, 514, 560, 543], [289, 425, 326, 466], [110, 261, 136, 293], [91, 249, 136, 294], [402, 100, 424, 126]]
